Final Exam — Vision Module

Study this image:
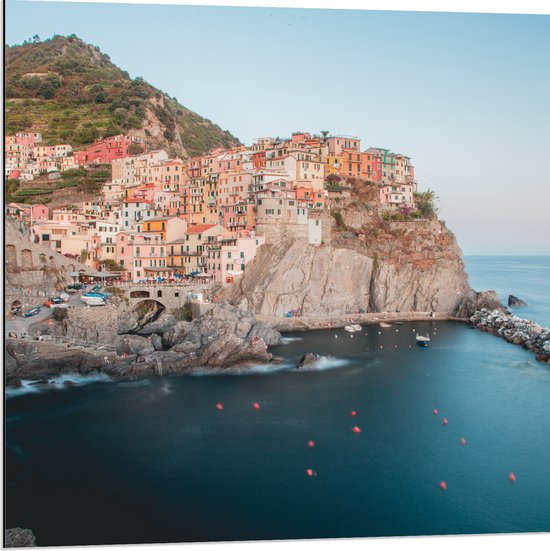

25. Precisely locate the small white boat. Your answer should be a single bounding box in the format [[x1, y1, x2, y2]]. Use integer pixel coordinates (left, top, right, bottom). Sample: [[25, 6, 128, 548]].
[[344, 324, 362, 332], [416, 334, 430, 347], [379, 322, 392, 328], [80, 296, 106, 306]]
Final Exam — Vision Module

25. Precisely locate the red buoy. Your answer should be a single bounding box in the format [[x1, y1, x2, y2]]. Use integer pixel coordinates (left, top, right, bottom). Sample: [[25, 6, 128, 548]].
[[352, 426, 362, 433], [433, 409, 438, 415], [306, 469, 316, 477], [460, 437, 466, 446], [216, 402, 224, 411], [308, 440, 315, 449], [443, 418, 448, 425], [509, 472, 516, 482], [351, 410, 357, 417], [439, 481, 447, 490], [253, 402, 260, 410]]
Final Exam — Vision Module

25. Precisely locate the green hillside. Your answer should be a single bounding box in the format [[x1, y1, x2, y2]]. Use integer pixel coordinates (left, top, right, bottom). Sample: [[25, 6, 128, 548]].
[[5, 35, 240, 157]]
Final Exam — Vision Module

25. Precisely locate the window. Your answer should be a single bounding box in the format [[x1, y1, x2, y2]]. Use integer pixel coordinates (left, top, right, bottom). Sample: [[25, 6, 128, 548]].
[[240, 251, 245, 258], [228, 252, 232, 259]]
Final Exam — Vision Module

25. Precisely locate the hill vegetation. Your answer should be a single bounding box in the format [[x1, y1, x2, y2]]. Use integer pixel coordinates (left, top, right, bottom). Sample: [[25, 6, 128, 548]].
[[6, 165, 111, 205], [5, 34, 240, 157]]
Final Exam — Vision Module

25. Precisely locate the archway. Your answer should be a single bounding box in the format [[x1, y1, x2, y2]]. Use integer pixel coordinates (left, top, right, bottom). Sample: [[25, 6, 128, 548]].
[[6, 245, 17, 267], [20, 249, 33, 269]]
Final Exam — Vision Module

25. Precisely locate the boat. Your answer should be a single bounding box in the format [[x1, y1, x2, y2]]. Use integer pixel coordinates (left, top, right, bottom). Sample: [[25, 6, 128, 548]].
[[395, 321, 404, 325], [379, 322, 392, 328], [344, 324, 362, 332], [416, 334, 430, 347], [80, 294, 107, 306], [82, 291, 109, 300]]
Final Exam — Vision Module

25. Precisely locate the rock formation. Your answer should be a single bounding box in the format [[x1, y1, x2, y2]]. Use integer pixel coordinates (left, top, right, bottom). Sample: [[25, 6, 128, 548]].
[[4, 528, 36, 547], [508, 294, 528, 308], [470, 309, 550, 363], [5, 303, 282, 385], [224, 220, 475, 318]]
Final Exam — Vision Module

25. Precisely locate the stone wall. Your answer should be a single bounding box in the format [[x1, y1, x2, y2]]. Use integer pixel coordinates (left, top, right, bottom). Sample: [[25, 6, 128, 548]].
[[4, 217, 90, 311]]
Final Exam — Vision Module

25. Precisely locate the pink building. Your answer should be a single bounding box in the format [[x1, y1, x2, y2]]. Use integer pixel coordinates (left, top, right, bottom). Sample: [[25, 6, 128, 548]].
[[115, 231, 167, 281], [207, 235, 265, 284], [326, 135, 361, 156], [75, 134, 145, 165], [31, 204, 50, 221]]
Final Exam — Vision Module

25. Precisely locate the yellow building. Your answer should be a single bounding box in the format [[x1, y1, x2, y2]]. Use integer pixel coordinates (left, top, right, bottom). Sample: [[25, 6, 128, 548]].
[[324, 155, 344, 176]]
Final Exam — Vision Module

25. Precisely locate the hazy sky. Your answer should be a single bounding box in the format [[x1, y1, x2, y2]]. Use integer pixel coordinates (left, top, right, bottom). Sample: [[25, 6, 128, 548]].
[[5, 1, 550, 255]]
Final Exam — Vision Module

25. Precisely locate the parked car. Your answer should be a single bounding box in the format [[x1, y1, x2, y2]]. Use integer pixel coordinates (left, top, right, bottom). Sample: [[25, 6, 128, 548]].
[[23, 307, 42, 318], [67, 283, 84, 290]]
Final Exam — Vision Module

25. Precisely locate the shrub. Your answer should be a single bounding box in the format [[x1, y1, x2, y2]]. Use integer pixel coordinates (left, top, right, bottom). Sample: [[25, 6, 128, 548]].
[[173, 302, 193, 322], [331, 210, 346, 229]]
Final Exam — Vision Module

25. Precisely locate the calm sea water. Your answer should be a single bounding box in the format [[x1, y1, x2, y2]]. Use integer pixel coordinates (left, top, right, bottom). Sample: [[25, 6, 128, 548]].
[[5, 258, 550, 546], [465, 256, 550, 327]]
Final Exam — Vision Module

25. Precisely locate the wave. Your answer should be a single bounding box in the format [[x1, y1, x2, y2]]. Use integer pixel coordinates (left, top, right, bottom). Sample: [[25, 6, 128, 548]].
[[280, 337, 304, 344], [190, 361, 295, 377], [297, 355, 351, 371], [5, 373, 111, 398]]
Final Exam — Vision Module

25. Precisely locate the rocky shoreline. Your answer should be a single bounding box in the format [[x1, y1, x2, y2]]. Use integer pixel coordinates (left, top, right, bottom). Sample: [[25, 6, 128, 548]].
[[5, 303, 283, 388], [470, 309, 550, 364], [5, 293, 550, 391]]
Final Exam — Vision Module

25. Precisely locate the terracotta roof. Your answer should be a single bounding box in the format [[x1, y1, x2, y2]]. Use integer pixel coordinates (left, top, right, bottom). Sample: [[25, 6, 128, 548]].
[[186, 224, 217, 234]]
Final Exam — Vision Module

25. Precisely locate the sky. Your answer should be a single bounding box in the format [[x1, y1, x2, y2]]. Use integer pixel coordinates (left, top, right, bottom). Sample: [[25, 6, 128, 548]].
[[5, 1, 550, 255]]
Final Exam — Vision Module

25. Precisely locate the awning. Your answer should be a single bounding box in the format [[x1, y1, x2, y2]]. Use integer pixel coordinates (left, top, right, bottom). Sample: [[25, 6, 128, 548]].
[[195, 273, 213, 278]]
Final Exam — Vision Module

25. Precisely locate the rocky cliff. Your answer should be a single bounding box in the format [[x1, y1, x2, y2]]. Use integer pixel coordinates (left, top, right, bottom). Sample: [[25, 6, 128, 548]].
[[224, 218, 474, 318]]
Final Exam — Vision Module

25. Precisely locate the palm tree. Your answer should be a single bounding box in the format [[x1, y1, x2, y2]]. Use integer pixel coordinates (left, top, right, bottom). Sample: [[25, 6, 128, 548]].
[[320, 130, 330, 142], [414, 188, 439, 219]]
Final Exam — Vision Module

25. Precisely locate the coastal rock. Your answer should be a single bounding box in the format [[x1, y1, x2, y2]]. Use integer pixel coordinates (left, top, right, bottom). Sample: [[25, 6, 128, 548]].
[[455, 290, 506, 319], [297, 353, 321, 370], [52, 305, 119, 345], [5, 339, 107, 382], [117, 300, 165, 334], [224, 221, 473, 318], [135, 313, 177, 336], [470, 309, 550, 363], [4, 528, 36, 547], [150, 333, 163, 351], [115, 334, 154, 355], [508, 295, 528, 308], [6, 303, 282, 384]]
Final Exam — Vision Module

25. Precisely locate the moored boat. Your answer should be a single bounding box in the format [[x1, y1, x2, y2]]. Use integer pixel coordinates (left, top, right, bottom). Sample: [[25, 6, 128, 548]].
[[416, 334, 430, 347], [379, 322, 392, 328]]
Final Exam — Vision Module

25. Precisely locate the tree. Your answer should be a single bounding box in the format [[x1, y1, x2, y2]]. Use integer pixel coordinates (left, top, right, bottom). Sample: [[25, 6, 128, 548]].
[[414, 189, 439, 219], [32, 35, 41, 43], [128, 143, 144, 156], [80, 249, 89, 263], [100, 259, 123, 271], [320, 130, 330, 142]]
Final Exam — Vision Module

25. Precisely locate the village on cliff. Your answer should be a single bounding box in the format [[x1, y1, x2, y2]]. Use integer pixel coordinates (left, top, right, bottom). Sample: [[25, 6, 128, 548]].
[[5, 131, 416, 285]]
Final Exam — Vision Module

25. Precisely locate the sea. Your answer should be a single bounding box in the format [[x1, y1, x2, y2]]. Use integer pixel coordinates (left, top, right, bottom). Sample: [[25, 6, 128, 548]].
[[4, 256, 550, 546]]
